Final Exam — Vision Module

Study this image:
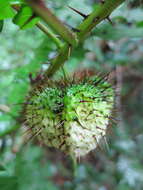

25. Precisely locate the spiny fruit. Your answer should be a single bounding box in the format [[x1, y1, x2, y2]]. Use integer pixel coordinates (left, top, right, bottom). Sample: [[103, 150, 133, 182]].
[[25, 74, 114, 158]]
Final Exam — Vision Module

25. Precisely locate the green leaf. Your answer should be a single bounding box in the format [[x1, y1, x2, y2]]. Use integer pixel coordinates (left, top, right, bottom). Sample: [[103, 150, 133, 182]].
[[13, 5, 40, 29], [0, 0, 15, 20], [0, 20, 4, 32]]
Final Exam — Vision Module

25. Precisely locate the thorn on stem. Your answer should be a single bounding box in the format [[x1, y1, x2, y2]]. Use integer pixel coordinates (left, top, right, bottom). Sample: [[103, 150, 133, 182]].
[[71, 27, 80, 32], [100, 0, 105, 4], [93, 16, 100, 23], [64, 22, 80, 32], [68, 6, 89, 19], [29, 73, 44, 84], [106, 16, 114, 26]]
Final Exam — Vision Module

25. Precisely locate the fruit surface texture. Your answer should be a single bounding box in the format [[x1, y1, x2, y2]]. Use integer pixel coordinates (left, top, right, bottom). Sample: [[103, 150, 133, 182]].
[[25, 76, 114, 158]]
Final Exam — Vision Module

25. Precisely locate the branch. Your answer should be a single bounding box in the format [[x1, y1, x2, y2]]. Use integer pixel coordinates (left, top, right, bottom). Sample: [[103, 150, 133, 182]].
[[77, 0, 125, 41], [12, 4, 63, 48], [36, 22, 63, 49], [45, 44, 71, 77], [45, 0, 125, 77], [27, 0, 78, 46]]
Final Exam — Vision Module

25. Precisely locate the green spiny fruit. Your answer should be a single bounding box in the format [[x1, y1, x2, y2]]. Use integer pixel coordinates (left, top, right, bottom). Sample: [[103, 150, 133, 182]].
[[25, 75, 114, 158]]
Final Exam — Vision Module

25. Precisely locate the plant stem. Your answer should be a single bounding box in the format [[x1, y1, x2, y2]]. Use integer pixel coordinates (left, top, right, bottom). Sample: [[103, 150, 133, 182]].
[[12, 4, 63, 49], [27, 0, 78, 47], [36, 22, 63, 48], [45, 44, 71, 77], [13, 0, 125, 77], [45, 0, 125, 77], [77, 0, 125, 41]]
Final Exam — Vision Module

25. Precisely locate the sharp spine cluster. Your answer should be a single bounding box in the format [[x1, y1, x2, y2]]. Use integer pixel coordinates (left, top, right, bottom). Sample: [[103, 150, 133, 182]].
[[25, 75, 114, 158]]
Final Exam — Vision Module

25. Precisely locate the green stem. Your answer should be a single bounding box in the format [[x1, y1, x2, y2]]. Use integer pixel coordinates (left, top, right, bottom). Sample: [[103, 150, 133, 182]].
[[11, 4, 63, 49], [27, 0, 78, 46], [45, 43, 71, 77], [77, 0, 125, 41], [45, 0, 125, 77], [36, 22, 63, 48]]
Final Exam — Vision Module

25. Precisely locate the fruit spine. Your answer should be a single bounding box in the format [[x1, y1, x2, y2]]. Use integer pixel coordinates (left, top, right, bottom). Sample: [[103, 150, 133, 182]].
[[25, 75, 114, 158]]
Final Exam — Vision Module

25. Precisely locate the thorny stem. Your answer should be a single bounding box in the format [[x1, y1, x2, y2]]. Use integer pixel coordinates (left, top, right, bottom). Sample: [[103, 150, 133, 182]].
[[77, 0, 125, 41], [45, 0, 125, 77], [27, 0, 125, 77], [27, 0, 78, 47]]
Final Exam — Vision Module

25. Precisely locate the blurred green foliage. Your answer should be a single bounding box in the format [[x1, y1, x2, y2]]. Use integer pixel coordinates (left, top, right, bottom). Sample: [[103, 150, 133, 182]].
[[0, 0, 143, 190]]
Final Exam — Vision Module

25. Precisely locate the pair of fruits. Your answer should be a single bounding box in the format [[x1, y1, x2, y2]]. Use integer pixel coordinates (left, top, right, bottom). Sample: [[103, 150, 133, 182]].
[[25, 74, 114, 158]]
